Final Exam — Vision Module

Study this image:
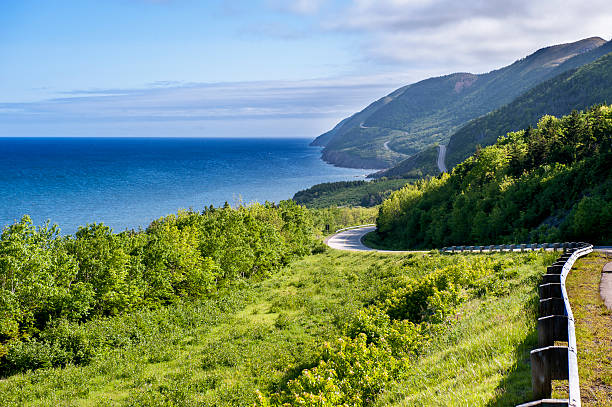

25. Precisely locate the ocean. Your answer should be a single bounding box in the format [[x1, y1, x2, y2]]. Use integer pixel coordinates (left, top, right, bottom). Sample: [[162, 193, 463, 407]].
[[0, 137, 371, 235]]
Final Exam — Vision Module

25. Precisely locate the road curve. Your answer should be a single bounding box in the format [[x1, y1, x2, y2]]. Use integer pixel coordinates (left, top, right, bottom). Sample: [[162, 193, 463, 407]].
[[326, 226, 377, 251], [325, 226, 425, 253]]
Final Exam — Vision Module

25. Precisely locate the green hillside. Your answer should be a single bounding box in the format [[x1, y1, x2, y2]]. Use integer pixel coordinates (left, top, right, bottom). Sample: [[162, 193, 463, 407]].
[[312, 37, 607, 169], [292, 178, 412, 208], [0, 243, 558, 406], [369, 145, 440, 179], [374, 42, 612, 179], [446, 43, 612, 168], [373, 106, 612, 249]]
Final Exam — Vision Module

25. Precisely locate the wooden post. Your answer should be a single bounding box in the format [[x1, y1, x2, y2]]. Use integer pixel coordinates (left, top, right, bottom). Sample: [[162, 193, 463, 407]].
[[541, 274, 561, 284], [530, 346, 569, 399], [538, 315, 569, 347], [539, 283, 562, 298], [539, 297, 566, 316]]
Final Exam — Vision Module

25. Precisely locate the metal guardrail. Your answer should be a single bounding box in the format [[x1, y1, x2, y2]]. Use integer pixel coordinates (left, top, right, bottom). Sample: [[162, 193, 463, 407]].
[[440, 241, 592, 406], [440, 242, 582, 253], [516, 242, 592, 407]]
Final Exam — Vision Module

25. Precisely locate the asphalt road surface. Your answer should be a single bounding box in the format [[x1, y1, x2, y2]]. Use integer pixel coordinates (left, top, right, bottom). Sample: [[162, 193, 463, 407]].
[[325, 226, 377, 251]]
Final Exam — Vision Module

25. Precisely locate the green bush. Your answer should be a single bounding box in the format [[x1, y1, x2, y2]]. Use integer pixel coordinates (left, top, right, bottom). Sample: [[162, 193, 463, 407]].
[[0, 201, 319, 376]]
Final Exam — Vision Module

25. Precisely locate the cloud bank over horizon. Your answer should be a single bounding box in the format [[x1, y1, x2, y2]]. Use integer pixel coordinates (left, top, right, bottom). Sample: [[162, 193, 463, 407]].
[[0, 78, 403, 138], [1, 0, 610, 138]]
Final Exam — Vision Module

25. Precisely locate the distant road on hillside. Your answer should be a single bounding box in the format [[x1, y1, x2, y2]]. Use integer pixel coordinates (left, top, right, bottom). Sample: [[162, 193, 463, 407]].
[[438, 144, 448, 173]]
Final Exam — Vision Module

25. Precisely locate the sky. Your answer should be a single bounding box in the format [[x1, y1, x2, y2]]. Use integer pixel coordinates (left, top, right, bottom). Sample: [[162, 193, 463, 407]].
[[1, 0, 610, 138]]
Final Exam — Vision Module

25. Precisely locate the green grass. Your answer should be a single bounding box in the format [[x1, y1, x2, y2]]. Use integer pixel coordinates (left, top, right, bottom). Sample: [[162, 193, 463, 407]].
[[0, 250, 557, 406], [375, 253, 551, 406]]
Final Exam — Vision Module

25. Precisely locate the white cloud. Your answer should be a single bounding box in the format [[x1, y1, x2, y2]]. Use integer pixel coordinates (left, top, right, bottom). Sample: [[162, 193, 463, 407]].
[[312, 0, 612, 73], [0, 77, 405, 137]]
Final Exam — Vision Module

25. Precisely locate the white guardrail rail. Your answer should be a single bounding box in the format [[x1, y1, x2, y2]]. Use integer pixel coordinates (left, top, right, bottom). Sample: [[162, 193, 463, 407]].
[[443, 241, 592, 406]]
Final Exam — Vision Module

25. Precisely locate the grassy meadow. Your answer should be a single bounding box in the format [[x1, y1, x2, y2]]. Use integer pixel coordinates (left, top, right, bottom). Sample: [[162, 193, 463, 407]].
[[0, 249, 557, 406]]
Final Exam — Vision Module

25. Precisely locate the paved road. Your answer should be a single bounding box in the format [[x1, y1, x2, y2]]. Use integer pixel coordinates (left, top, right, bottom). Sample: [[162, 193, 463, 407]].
[[325, 226, 426, 253], [437, 144, 448, 173], [326, 226, 377, 251]]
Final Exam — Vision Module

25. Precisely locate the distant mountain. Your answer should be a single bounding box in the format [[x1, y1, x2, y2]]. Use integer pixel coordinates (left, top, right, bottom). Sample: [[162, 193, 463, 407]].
[[313, 37, 607, 169], [445, 42, 612, 168]]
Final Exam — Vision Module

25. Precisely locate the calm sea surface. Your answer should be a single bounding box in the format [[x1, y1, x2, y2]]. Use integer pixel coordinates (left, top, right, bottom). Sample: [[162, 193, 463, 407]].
[[0, 138, 371, 234]]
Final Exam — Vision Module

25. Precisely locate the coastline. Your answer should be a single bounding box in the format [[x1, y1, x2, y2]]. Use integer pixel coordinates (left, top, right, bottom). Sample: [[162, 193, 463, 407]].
[[0, 137, 373, 235]]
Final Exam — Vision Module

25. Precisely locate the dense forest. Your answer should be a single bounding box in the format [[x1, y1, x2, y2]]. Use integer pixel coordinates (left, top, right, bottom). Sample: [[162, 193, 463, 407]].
[[293, 178, 411, 208], [374, 106, 612, 249]]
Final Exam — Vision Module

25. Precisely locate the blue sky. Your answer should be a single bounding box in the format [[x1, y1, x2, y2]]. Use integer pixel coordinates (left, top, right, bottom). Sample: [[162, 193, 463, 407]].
[[1, 0, 610, 138]]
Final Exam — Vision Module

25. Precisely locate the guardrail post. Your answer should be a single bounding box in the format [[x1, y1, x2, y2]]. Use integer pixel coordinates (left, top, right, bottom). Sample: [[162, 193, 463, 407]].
[[538, 315, 569, 346], [539, 283, 562, 298], [530, 346, 569, 400], [539, 297, 565, 316], [519, 242, 592, 407], [541, 274, 561, 284]]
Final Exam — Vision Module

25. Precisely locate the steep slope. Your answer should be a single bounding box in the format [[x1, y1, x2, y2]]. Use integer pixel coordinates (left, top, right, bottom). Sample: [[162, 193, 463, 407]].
[[374, 106, 612, 249], [446, 45, 612, 168], [314, 37, 606, 169], [374, 39, 612, 178]]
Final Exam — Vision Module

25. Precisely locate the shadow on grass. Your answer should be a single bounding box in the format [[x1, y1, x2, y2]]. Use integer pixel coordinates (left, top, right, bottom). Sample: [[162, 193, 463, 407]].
[[487, 296, 539, 407]]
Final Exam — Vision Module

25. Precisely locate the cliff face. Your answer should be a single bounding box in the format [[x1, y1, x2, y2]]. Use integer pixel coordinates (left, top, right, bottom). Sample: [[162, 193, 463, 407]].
[[315, 37, 607, 170]]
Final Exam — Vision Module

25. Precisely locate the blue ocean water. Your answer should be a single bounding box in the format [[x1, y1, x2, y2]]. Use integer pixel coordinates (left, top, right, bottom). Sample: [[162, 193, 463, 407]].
[[0, 138, 371, 235]]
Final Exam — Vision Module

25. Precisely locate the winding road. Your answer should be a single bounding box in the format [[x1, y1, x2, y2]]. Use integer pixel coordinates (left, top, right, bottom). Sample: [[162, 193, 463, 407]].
[[437, 144, 448, 173], [325, 226, 425, 253], [325, 225, 377, 251]]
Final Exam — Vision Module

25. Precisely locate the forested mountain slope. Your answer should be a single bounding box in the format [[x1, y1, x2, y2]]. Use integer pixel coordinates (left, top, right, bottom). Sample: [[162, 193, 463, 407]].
[[312, 37, 606, 169], [373, 106, 612, 249], [373, 41, 612, 179], [446, 43, 612, 168]]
